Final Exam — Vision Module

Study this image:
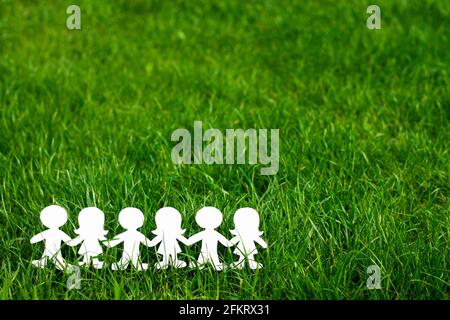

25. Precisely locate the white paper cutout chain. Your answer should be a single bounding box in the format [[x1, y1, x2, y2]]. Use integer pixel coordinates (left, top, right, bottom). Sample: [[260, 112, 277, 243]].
[[30, 205, 267, 271]]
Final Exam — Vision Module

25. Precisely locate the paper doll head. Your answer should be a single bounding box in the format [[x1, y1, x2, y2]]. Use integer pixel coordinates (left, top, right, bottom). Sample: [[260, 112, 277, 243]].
[[231, 207, 263, 237], [40, 205, 68, 229], [118, 207, 144, 230], [75, 207, 108, 239], [153, 207, 185, 236], [195, 206, 223, 229]]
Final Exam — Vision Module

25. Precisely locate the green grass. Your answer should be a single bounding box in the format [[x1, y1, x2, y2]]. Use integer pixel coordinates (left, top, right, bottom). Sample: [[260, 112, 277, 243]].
[[0, 0, 449, 299]]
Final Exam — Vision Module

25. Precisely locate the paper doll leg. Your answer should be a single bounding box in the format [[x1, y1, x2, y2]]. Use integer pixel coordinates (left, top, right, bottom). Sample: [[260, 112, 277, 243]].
[[112, 256, 130, 270], [211, 255, 225, 271], [232, 254, 246, 269], [155, 255, 169, 269], [135, 261, 148, 271], [130, 255, 148, 271], [79, 255, 89, 266], [189, 254, 206, 269], [54, 254, 69, 270], [32, 257, 48, 268], [173, 255, 187, 268], [248, 255, 263, 269], [92, 257, 104, 269], [53, 253, 68, 270], [167, 253, 186, 268]]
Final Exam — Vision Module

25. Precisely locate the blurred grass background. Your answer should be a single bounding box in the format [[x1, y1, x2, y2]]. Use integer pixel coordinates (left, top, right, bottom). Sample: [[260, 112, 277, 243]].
[[0, 0, 449, 299]]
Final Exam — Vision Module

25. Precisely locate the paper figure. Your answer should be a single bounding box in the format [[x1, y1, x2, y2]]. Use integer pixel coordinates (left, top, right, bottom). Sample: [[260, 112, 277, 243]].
[[187, 206, 232, 271], [148, 207, 190, 268], [229, 208, 267, 269], [30, 205, 71, 270], [67, 207, 108, 269], [105, 207, 153, 271]]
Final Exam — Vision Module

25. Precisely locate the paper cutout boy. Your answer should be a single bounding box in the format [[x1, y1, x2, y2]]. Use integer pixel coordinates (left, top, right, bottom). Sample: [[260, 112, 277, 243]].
[[106, 207, 154, 271], [30, 205, 71, 270], [68, 207, 108, 269], [187, 206, 232, 271], [229, 208, 267, 269]]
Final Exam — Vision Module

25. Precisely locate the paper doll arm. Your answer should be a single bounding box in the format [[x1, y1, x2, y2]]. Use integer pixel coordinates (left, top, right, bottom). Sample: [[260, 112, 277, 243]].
[[104, 233, 125, 247], [229, 236, 240, 246], [186, 232, 203, 245], [61, 232, 72, 244], [30, 232, 45, 244], [255, 237, 268, 249], [217, 233, 233, 247], [67, 236, 83, 247], [178, 235, 191, 246], [143, 235, 160, 247], [105, 239, 123, 247]]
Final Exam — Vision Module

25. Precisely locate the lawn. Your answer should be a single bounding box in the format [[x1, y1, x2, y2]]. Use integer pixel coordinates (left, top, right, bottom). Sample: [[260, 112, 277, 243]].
[[0, 0, 449, 299]]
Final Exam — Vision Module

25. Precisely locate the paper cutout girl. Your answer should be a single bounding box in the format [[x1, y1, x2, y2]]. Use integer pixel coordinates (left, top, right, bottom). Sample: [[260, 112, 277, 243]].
[[68, 207, 108, 269], [229, 208, 267, 269], [30, 205, 71, 270], [187, 206, 232, 271], [106, 207, 154, 271], [149, 207, 190, 269]]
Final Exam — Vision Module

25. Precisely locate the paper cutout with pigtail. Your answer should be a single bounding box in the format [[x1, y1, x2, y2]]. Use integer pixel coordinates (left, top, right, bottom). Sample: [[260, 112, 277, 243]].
[[229, 208, 267, 269], [68, 207, 107, 269], [149, 207, 190, 268]]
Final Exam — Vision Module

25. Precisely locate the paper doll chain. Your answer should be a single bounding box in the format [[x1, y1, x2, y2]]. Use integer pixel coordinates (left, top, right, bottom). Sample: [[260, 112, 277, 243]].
[[30, 206, 268, 271]]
